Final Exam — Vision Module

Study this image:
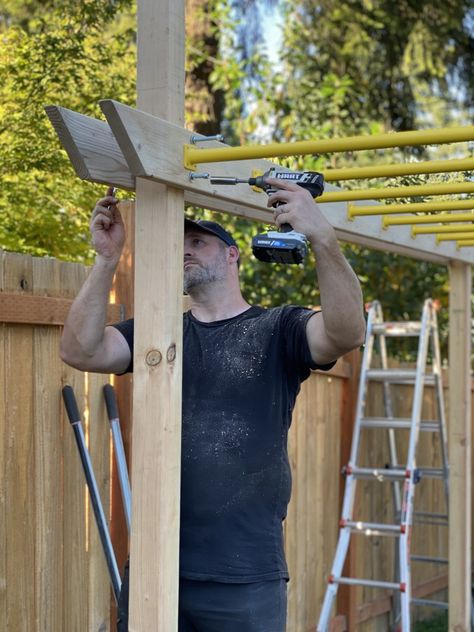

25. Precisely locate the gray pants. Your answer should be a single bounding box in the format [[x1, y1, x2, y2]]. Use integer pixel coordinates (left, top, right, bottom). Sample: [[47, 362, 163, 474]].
[[117, 561, 287, 632]]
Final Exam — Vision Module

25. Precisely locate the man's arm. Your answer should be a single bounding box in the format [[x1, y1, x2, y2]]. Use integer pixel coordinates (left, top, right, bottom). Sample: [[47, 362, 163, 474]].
[[266, 178, 366, 365], [60, 189, 132, 374]]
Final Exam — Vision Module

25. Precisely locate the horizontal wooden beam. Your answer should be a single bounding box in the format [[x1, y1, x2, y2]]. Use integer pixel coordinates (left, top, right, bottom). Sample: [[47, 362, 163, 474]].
[[45, 105, 135, 190], [45, 101, 474, 264], [0, 292, 122, 326]]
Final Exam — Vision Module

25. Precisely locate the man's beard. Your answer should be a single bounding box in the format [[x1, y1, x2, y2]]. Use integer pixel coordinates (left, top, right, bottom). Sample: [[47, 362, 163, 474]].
[[183, 250, 227, 294]]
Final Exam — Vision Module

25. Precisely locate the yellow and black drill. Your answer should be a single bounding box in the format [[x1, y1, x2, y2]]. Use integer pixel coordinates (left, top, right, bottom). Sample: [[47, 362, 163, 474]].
[[209, 168, 324, 264]]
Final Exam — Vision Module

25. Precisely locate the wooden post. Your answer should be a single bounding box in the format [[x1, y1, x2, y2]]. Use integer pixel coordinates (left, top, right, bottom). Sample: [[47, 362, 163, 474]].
[[448, 261, 472, 631], [129, 0, 185, 629]]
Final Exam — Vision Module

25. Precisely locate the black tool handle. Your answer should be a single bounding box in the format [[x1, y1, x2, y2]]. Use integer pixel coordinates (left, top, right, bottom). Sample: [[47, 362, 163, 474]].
[[62, 385, 81, 423], [61, 384, 121, 603], [103, 383, 119, 420]]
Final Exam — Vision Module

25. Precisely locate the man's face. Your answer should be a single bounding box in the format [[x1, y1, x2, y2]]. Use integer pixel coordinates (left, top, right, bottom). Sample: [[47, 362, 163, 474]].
[[183, 230, 229, 293]]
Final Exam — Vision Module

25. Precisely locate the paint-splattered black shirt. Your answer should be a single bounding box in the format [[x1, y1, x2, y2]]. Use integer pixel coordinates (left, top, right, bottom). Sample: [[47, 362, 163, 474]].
[[112, 306, 335, 582]]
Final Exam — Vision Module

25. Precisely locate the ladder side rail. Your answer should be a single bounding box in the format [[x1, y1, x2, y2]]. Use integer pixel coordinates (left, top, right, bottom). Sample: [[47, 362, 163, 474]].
[[399, 299, 434, 631], [347, 302, 380, 468], [378, 330, 402, 514], [405, 299, 433, 472], [430, 306, 450, 508], [317, 303, 380, 631]]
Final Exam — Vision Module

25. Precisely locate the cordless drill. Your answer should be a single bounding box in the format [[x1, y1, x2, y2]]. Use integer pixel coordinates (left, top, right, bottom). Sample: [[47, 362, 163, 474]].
[[210, 168, 324, 264]]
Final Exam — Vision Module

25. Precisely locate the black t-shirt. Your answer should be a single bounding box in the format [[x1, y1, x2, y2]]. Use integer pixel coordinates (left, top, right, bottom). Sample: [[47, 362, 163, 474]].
[[112, 305, 335, 582]]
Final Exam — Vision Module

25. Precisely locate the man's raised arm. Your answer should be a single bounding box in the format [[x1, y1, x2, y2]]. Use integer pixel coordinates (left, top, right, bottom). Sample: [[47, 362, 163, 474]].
[[266, 178, 366, 366], [60, 189, 131, 374]]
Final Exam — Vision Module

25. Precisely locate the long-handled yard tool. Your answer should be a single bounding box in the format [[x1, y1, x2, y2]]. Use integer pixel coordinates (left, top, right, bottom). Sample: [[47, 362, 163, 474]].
[[103, 384, 132, 534], [62, 385, 121, 603]]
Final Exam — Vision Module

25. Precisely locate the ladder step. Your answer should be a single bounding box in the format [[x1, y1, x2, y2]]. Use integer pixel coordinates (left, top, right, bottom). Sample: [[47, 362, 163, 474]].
[[330, 576, 404, 591], [372, 322, 422, 336], [417, 467, 447, 479], [340, 520, 404, 536], [346, 466, 408, 481], [411, 555, 448, 564], [411, 598, 448, 610], [360, 417, 440, 431], [366, 369, 436, 384], [413, 511, 448, 526]]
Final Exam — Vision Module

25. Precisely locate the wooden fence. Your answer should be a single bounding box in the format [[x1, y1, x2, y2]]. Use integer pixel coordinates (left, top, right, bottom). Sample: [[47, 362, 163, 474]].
[[0, 237, 471, 631]]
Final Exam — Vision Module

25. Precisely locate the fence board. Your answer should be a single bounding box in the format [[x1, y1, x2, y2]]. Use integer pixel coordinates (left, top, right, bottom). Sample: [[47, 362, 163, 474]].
[[32, 255, 64, 631], [3, 252, 36, 631], [0, 251, 6, 632]]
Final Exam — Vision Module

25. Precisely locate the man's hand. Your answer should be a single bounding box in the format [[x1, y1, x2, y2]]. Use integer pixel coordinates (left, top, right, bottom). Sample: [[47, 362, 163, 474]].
[[91, 186, 125, 264], [265, 177, 333, 245]]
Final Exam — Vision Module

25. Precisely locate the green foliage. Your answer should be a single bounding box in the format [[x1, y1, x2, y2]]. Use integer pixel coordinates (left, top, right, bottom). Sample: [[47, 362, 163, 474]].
[[0, 0, 136, 262]]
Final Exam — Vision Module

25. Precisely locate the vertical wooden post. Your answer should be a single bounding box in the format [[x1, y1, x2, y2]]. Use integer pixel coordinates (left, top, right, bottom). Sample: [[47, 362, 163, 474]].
[[337, 349, 361, 630], [129, 0, 185, 629], [448, 261, 472, 631]]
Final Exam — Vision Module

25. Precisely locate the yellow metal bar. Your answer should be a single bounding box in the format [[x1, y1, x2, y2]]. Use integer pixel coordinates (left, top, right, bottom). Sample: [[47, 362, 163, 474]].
[[184, 125, 474, 169], [325, 157, 474, 182], [383, 212, 474, 228], [319, 181, 474, 204], [412, 224, 474, 235], [348, 199, 474, 218], [456, 240, 474, 247], [436, 232, 474, 243]]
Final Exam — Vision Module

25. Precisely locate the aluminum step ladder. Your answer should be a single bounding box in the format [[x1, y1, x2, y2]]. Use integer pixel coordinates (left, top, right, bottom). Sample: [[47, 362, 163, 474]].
[[317, 299, 449, 631]]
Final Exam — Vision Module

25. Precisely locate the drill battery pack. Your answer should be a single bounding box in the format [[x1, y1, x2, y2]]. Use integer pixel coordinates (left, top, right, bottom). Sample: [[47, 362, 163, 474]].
[[252, 230, 307, 264]]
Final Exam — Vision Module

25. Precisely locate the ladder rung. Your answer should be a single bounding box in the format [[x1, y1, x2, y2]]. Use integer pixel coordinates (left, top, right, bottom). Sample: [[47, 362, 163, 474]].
[[413, 511, 448, 526], [417, 467, 447, 479], [330, 576, 404, 591], [366, 369, 436, 384], [340, 520, 404, 536], [360, 417, 440, 431], [411, 555, 448, 564], [372, 322, 422, 336], [347, 466, 408, 481], [411, 598, 448, 610]]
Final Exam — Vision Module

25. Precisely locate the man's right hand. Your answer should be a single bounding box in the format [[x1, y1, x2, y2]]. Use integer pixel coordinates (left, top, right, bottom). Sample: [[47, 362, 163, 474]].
[[91, 186, 126, 264]]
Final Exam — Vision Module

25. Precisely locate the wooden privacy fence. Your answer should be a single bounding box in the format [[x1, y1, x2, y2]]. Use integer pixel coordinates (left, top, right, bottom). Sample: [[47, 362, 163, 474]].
[[0, 242, 472, 631]]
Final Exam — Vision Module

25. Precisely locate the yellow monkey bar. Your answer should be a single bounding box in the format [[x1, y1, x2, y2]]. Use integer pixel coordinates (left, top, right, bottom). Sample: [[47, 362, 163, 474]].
[[319, 181, 474, 203], [456, 239, 474, 247], [412, 224, 474, 236], [347, 199, 474, 218], [383, 212, 474, 228], [324, 157, 474, 181], [184, 125, 474, 169], [436, 232, 474, 242]]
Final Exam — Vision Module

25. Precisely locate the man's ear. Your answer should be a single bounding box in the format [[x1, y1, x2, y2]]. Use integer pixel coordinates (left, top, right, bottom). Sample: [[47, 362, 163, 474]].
[[228, 245, 240, 264]]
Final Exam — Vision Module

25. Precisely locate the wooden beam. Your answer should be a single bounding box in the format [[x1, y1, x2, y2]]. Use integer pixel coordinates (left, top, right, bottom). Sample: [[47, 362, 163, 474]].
[[0, 292, 121, 325], [448, 261, 472, 631], [45, 102, 474, 263], [128, 0, 185, 629], [44, 106, 135, 190]]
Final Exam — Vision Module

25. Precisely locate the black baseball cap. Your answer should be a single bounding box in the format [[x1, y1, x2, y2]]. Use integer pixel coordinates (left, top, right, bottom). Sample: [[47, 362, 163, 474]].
[[184, 218, 237, 248]]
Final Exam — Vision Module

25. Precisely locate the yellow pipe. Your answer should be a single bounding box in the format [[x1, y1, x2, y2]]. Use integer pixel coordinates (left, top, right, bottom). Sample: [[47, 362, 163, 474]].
[[184, 125, 474, 169], [457, 240, 474, 247], [325, 157, 474, 182], [319, 181, 474, 204], [412, 224, 474, 235], [348, 199, 474, 218], [383, 212, 474, 228], [436, 232, 474, 243]]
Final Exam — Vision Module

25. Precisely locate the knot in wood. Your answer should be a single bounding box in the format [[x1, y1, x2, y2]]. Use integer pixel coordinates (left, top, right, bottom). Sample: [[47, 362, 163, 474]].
[[145, 349, 162, 366], [167, 344, 176, 363]]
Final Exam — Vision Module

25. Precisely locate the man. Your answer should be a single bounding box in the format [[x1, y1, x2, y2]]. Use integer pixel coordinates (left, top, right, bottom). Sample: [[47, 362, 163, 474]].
[[60, 180, 366, 632]]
